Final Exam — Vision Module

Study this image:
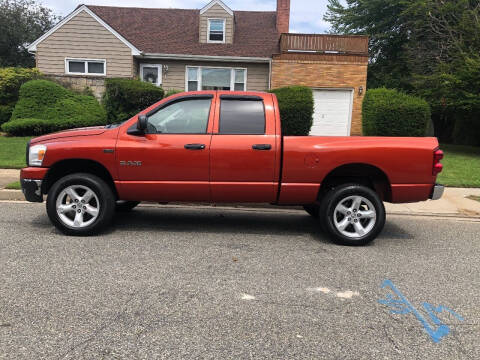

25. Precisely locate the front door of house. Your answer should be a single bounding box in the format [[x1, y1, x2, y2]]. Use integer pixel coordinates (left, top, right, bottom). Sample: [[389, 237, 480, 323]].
[[140, 64, 162, 87]]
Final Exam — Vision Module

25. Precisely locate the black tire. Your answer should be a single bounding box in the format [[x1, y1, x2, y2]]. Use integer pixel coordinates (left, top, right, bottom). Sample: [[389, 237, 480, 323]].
[[319, 184, 385, 246], [116, 201, 140, 212], [46, 173, 116, 236], [303, 204, 320, 218]]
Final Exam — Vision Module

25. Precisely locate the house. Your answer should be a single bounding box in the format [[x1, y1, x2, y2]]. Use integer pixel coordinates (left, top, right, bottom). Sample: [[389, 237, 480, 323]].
[[27, 0, 368, 136]]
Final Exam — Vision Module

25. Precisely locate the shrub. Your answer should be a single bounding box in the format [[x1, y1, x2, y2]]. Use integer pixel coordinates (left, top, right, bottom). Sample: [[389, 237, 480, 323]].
[[103, 78, 165, 123], [0, 67, 42, 124], [1, 80, 107, 136], [362, 88, 431, 137], [1, 118, 55, 136], [0, 103, 15, 125], [269, 86, 313, 136], [165, 89, 184, 98]]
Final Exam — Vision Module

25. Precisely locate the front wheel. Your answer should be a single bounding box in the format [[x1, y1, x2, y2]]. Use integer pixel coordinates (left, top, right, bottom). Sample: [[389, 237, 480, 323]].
[[46, 173, 116, 236], [320, 184, 385, 246]]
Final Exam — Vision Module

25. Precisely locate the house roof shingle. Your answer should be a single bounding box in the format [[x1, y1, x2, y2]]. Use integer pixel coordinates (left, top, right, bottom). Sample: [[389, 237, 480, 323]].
[[86, 5, 280, 58]]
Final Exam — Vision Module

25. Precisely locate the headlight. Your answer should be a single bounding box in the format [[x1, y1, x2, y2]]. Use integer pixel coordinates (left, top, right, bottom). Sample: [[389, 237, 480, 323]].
[[29, 144, 47, 167]]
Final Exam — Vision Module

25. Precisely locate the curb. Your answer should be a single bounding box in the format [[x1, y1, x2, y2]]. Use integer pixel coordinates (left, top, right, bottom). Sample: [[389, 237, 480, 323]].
[[1, 189, 480, 220], [385, 211, 480, 221], [0, 189, 24, 201]]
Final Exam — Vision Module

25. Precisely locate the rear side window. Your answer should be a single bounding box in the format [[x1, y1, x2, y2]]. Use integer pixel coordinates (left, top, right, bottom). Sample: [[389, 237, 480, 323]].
[[219, 99, 265, 134]]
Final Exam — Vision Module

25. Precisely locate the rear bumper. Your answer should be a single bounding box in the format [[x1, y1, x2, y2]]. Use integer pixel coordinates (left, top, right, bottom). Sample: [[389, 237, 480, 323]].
[[430, 184, 444, 200], [21, 179, 43, 202]]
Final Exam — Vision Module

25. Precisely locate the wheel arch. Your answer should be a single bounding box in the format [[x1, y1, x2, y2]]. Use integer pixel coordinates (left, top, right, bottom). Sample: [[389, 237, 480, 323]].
[[42, 159, 118, 199], [319, 163, 392, 202]]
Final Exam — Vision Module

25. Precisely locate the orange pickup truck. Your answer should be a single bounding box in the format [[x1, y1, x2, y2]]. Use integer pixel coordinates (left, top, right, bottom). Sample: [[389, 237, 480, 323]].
[[20, 91, 444, 245]]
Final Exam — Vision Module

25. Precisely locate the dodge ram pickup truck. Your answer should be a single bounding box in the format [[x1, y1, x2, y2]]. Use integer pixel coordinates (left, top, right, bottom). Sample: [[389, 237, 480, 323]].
[[21, 91, 444, 245]]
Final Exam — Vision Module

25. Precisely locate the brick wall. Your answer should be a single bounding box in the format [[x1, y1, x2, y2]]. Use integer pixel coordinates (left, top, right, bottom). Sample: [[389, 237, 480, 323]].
[[271, 58, 368, 136], [276, 0, 290, 34]]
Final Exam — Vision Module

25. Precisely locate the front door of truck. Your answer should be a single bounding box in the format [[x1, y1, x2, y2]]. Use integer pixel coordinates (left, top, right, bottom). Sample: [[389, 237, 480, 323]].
[[210, 94, 278, 202], [115, 94, 215, 202]]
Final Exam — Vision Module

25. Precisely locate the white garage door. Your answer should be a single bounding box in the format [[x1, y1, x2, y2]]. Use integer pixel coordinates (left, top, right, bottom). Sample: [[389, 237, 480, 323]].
[[310, 90, 353, 136]]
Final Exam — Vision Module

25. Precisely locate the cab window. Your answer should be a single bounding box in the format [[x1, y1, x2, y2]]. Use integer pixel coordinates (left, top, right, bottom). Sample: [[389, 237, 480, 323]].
[[219, 99, 265, 135], [147, 98, 211, 134]]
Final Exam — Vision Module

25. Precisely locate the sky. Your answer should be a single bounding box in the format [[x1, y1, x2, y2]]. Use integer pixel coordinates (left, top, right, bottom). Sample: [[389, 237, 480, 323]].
[[39, 0, 333, 34]]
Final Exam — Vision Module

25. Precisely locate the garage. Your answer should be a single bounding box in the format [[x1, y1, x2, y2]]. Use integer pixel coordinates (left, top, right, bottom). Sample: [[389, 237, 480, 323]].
[[271, 34, 368, 136], [310, 89, 353, 136]]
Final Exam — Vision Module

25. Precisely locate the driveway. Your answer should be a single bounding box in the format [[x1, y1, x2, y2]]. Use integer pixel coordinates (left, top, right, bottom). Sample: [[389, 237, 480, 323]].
[[1, 203, 479, 359]]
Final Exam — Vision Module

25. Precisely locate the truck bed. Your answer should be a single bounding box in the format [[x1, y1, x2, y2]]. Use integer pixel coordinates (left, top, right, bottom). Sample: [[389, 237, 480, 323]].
[[277, 136, 439, 204]]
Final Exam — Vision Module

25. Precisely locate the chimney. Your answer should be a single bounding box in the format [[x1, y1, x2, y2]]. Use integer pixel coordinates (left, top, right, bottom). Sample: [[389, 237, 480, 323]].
[[276, 0, 290, 34]]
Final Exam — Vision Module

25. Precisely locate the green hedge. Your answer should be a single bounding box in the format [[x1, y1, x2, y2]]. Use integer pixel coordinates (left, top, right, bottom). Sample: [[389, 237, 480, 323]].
[[269, 86, 313, 136], [1, 80, 107, 136], [103, 78, 165, 123], [2, 118, 55, 136], [0, 67, 42, 124], [362, 88, 431, 136], [164, 89, 184, 98], [0, 103, 15, 125]]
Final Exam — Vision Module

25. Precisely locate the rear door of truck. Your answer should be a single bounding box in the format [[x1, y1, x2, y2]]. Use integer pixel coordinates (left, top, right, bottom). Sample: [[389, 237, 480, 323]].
[[209, 93, 281, 202]]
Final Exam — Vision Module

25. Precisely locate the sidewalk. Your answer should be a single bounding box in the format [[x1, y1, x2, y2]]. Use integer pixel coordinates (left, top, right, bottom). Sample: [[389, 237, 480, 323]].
[[0, 169, 19, 188], [385, 187, 480, 218], [1, 169, 480, 218]]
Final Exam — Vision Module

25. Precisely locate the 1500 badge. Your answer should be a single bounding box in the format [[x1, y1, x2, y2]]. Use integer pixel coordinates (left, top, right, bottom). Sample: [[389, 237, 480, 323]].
[[120, 161, 142, 166]]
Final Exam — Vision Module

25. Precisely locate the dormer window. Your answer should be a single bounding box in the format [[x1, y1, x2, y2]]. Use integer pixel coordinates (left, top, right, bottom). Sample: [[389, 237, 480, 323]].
[[208, 19, 225, 43]]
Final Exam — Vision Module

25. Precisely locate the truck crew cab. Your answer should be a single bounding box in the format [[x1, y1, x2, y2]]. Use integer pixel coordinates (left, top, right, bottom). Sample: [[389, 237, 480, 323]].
[[21, 91, 444, 245]]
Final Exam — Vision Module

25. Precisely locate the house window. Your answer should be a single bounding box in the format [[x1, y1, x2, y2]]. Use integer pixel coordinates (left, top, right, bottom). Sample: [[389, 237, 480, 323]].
[[65, 58, 106, 76], [202, 68, 231, 90], [186, 67, 246, 91], [140, 64, 162, 86], [208, 19, 225, 43], [233, 69, 246, 91], [187, 67, 199, 91]]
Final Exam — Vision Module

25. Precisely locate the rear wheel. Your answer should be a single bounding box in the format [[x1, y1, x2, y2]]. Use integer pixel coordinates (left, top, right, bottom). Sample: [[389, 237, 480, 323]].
[[46, 173, 115, 236], [320, 184, 385, 246]]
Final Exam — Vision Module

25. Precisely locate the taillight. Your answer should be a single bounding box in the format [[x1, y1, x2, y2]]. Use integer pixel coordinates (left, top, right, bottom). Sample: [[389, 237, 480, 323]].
[[433, 149, 443, 176]]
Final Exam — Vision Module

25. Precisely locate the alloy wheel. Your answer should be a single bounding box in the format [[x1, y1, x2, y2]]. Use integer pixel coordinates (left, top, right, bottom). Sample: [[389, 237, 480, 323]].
[[55, 185, 100, 228], [333, 195, 376, 238]]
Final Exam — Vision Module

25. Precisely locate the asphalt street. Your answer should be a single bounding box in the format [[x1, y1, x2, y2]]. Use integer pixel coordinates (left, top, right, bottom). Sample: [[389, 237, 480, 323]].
[[0, 202, 479, 359]]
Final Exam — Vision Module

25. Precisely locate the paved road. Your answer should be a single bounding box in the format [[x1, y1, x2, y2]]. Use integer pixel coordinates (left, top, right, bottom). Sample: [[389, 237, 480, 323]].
[[1, 202, 479, 359]]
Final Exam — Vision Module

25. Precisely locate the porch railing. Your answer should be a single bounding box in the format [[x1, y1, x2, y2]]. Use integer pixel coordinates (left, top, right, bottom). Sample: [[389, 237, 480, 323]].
[[280, 33, 369, 55]]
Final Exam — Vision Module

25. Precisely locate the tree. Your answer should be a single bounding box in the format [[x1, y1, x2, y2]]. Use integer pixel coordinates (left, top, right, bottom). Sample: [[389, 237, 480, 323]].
[[0, 0, 59, 67], [324, 0, 480, 88], [325, 0, 480, 144], [324, 0, 413, 89]]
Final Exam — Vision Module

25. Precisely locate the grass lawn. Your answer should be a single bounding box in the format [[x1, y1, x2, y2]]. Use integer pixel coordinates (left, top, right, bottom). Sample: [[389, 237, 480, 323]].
[[438, 144, 480, 188], [5, 181, 21, 190], [0, 135, 31, 169]]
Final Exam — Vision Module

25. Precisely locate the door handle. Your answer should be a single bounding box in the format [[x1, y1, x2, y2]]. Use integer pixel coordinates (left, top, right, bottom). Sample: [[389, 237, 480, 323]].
[[252, 144, 272, 150], [184, 143, 206, 150]]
